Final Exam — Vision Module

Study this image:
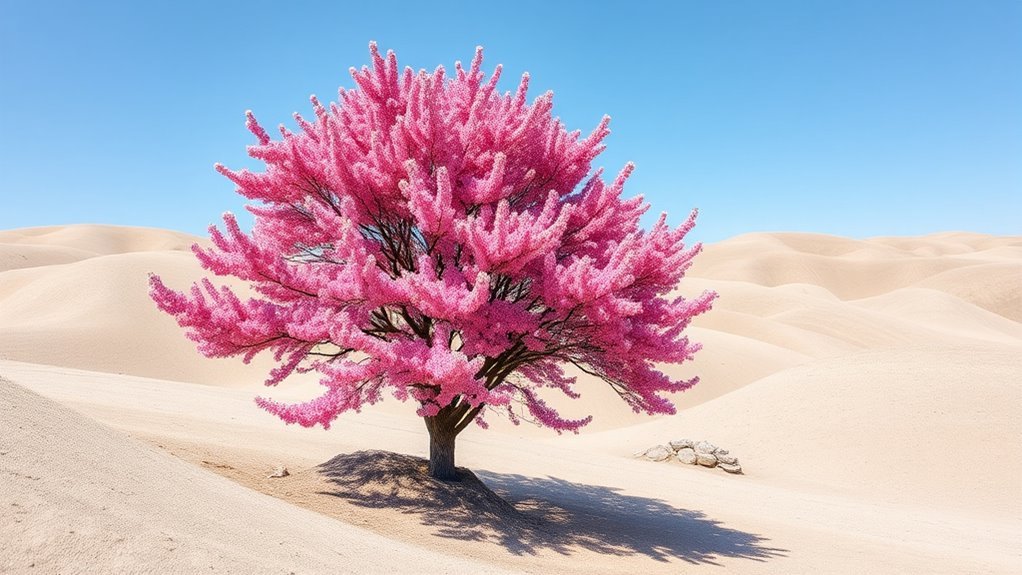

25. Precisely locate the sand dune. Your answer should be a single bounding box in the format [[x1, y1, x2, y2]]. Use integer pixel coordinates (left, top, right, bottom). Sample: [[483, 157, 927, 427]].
[[576, 344, 1022, 517], [851, 287, 1022, 343], [0, 376, 511, 574], [691, 231, 1022, 302], [1, 224, 1020, 573], [0, 224, 199, 260], [913, 262, 1022, 321], [2, 357, 1017, 574], [0, 235, 282, 387]]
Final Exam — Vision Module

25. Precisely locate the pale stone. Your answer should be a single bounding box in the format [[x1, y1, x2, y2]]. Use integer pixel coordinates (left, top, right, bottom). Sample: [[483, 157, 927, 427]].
[[696, 453, 718, 467], [719, 462, 743, 474], [669, 439, 694, 451], [644, 445, 672, 462], [694, 441, 717, 455], [676, 447, 698, 464], [268, 465, 289, 478], [716, 454, 738, 465]]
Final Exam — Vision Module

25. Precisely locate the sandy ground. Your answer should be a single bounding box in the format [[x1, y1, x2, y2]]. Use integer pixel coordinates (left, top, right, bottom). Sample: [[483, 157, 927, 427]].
[[1, 224, 1020, 574]]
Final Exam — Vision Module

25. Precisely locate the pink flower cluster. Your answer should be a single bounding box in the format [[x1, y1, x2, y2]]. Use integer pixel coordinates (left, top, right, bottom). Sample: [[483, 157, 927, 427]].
[[151, 43, 716, 433]]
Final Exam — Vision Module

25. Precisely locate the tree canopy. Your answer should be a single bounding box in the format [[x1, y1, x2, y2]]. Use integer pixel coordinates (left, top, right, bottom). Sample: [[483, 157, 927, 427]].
[[150, 43, 715, 478]]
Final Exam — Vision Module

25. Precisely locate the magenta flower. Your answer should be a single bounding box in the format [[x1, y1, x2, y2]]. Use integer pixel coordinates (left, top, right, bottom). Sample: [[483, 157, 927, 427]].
[[151, 43, 715, 479]]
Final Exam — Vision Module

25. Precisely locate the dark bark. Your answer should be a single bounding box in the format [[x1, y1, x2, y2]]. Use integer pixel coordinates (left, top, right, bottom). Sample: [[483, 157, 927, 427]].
[[424, 412, 460, 480]]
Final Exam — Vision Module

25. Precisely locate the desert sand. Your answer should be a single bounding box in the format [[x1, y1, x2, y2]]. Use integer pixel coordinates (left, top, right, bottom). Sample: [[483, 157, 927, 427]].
[[1, 224, 1020, 574]]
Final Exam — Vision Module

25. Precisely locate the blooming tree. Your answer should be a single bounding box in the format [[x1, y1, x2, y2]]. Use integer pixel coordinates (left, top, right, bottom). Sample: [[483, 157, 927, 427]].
[[150, 43, 716, 480]]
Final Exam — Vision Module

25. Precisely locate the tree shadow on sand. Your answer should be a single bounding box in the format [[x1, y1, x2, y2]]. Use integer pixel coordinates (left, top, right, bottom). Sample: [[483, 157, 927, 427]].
[[316, 451, 787, 566]]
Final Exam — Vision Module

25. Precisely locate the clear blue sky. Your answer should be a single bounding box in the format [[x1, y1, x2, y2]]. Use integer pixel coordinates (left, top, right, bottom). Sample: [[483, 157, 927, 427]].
[[1, 0, 1019, 242]]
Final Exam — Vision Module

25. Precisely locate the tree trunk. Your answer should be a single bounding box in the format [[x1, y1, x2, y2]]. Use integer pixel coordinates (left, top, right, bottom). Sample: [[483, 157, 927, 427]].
[[424, 413, 459, 480]]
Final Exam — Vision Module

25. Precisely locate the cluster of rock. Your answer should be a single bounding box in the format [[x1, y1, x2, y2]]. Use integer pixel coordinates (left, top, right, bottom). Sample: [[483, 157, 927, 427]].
[[639, 439, 743, 474]]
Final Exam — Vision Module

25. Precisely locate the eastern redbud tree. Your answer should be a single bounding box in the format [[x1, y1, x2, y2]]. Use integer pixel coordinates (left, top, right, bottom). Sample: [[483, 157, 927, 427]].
[[151, 43, 716, 480]]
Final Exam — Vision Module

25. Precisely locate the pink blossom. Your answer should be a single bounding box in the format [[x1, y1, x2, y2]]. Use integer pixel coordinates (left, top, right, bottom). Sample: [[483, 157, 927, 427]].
[[150, 43, 716, 436]]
